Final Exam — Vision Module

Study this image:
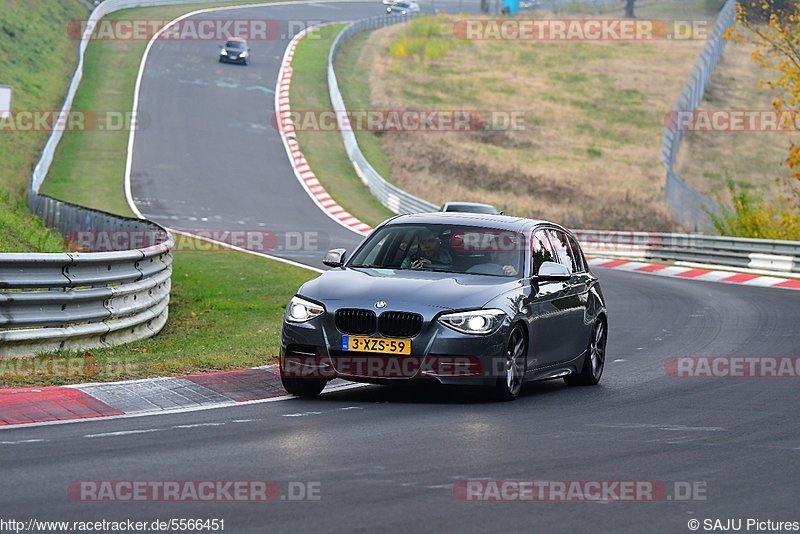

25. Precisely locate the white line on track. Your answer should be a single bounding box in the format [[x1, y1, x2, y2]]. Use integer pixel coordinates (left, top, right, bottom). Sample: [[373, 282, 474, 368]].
[[589, 423, 726, 432], [85, 429, 163, 438]]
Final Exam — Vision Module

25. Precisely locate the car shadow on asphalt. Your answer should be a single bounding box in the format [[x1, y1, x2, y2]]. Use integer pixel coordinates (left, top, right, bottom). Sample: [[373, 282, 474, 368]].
[[318, 379, 572, 404]]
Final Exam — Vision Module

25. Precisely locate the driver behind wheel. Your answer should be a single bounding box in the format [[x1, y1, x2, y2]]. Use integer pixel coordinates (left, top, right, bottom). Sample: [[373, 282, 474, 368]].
[[401, 229, 453, 270]]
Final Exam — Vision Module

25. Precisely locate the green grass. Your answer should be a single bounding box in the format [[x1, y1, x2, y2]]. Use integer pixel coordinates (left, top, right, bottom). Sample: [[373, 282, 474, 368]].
[[0, 0, 88, 251], [336, 32, 395, 182], [291, 24, 395, 227], [1, 0, 321, 386]]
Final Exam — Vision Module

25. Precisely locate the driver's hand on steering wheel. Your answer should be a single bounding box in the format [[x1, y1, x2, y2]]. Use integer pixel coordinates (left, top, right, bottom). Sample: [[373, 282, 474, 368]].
[[411, 258, 431, 270]]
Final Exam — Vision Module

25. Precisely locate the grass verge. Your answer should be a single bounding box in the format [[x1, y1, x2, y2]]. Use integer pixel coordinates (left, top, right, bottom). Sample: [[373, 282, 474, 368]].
[[0, 0, 88, 252], [291, 24, 395, 227], [334, 11, 712, 230], [2, 0, 320, 386], [336, 31, 395, 182], [676, 33, 794, 200]]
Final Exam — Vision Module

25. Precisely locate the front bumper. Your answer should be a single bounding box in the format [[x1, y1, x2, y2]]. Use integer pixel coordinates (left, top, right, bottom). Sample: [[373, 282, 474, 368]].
[[219, 55, 246, 63], [280, 311, 510, 387]]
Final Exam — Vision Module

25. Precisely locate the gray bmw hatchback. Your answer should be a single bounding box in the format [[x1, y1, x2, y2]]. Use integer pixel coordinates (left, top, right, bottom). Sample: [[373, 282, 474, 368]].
[[280, 212, 607, 401]]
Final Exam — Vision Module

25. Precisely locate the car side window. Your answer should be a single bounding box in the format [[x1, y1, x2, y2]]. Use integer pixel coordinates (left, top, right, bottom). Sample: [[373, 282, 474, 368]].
[[566, 233, 587, 273], [546, 229, 577, 273], [530, 230, 556, 275]]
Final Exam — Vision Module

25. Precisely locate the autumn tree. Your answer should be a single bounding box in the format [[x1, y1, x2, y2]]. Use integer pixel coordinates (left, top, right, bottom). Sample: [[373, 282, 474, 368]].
[[729, 0, 800, 190]]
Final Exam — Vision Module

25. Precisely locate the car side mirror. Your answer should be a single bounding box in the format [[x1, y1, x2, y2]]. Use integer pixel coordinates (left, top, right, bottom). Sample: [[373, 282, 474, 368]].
[[323, 248, 347, 268], [533, 261, 570, 282]]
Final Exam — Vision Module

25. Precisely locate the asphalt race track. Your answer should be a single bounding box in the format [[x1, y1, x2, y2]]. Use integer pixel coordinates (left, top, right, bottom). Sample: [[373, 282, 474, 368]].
[[1, 270, 798, 532], [3, 2, 798, 533], [129, 0, 482, 267]]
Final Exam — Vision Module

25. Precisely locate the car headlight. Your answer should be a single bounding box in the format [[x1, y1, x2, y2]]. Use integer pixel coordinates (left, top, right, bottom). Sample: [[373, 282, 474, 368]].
[[220, 49, 228, 56], [401, 9, 407, 13], [438, 309, 506, 335], [286, 296, 325, 323], [240, 50, 248, 58], [386, 7, 391, 12]]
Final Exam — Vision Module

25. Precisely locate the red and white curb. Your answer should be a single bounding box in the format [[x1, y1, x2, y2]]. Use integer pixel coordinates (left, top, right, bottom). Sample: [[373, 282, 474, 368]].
[[275, 26, 373, 237], [0, 366, 358, 429], [587, 257, 800, 291]]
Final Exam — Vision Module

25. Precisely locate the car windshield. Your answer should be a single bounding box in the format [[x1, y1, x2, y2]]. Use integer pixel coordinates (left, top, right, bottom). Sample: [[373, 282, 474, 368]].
[[393, 3, 409, 7], [225, 41, 246, 49], [348, 224, 524, 277]]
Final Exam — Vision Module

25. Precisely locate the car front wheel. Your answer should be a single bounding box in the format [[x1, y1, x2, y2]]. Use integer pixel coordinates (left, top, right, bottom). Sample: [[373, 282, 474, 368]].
[[492, 325, 527, 401], [280, 372, 327, 398], [565, 319, 606, 386]]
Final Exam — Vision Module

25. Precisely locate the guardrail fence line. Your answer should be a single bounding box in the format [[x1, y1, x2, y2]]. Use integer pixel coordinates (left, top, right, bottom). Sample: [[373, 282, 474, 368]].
[[2, 193, 174, 358], [574, 230, 800, 275], [329, 14, 440, 215], [662, 0, 736, 231]]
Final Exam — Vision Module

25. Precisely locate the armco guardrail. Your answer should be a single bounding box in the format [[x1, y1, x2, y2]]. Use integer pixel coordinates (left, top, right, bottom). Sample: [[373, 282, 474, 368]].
[[574, 230, 800, 275], [9, 0, 204, 357], [2, 194, 173, 358], [661, 0, 736, 231], [329, 14, 440, 214]]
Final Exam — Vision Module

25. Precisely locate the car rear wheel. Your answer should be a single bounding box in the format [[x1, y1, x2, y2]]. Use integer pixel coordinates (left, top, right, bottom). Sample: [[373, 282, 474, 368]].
[[492, 325, 526, 401], [280, 375, 327, 397], [565, 319, 606, 386]]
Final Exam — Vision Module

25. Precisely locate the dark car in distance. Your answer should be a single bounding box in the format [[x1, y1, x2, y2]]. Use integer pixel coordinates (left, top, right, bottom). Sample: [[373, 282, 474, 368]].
[[219, 37, 250, 65], [280, 213, 607, 401], [440, 201, 501, 215]]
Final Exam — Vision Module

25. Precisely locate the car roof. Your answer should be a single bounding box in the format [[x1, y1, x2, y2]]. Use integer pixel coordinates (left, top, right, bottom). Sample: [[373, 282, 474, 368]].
[[384, 212, 552, 233], [226, 37, 247, 43]]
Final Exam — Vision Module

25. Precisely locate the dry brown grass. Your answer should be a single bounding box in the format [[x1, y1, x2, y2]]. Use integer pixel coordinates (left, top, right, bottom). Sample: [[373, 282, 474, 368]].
[[359, 14, 708, 230], [676, 33, 794, 201]]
